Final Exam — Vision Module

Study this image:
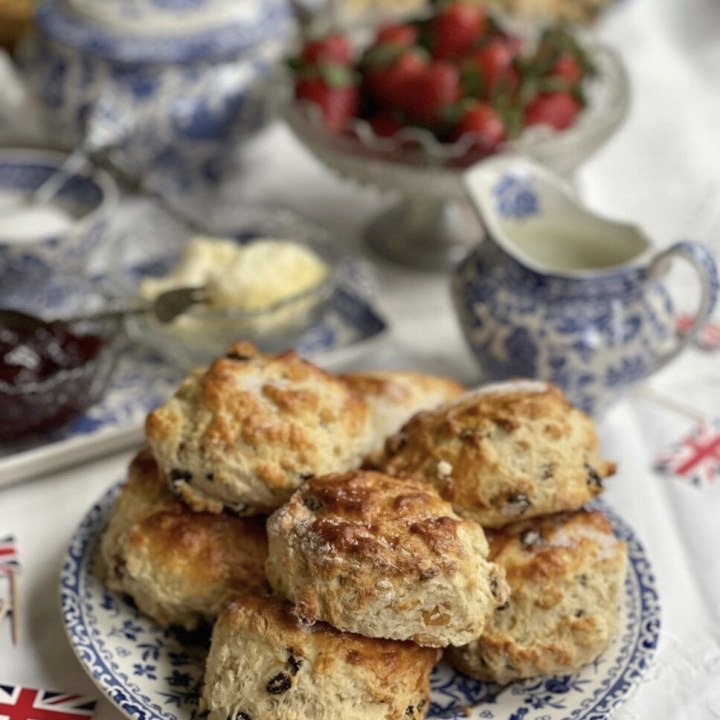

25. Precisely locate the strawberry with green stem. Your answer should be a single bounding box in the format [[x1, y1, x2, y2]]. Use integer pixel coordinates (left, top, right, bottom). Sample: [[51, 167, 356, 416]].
[[430, 0, 488, 60], [295, 64, 359, 133]]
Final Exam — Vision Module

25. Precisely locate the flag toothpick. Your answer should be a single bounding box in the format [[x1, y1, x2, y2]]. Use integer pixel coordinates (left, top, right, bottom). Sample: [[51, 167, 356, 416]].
[[0, 535, 20, 645]]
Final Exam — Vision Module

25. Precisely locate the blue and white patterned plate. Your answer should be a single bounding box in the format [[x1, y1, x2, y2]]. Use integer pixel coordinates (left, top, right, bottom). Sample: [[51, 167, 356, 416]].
[[0, 280, 387, 488], [61, 491, 660, 720]]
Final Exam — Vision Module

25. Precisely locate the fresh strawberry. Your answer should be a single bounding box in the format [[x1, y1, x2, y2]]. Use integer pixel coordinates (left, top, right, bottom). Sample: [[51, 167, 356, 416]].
[[550, 52, 583, 86], [300, 32, 353, 66], [288, 4, 593, 147], [296, 73, 359, 132], [400, 60, 462, 124], [375, 22, 419, 48], [462, 37, 517, 98], [523, 91, 581, 130], [363, 48, 429, 108], [431, 2, 487, 60], [451, 101, 506, 153], [368, 111, 405, 137]]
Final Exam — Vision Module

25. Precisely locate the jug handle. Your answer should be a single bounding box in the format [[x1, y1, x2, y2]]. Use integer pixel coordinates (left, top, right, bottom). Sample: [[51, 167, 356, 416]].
[[648, 240, 719, 373]]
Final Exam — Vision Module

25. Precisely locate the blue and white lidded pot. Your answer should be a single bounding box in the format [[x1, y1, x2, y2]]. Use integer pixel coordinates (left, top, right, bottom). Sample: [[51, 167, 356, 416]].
[[21, 0, 292, 193]]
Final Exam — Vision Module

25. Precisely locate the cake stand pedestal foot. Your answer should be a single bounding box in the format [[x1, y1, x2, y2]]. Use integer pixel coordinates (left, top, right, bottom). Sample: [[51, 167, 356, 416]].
[[364, 196, 483, 271]]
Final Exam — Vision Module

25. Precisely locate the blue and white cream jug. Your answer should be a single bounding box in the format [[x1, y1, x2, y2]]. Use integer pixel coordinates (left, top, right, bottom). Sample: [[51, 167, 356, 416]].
[[453, 156, 719, 416]]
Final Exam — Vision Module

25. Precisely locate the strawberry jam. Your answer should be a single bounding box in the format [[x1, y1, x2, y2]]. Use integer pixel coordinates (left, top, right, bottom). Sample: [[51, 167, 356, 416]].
[[0, 316, 107, 442]]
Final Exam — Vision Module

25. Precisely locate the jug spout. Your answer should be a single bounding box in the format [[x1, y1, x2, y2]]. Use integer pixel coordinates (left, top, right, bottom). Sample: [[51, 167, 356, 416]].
[[454, 155, 719, 416], [463, 155, 651, 276]]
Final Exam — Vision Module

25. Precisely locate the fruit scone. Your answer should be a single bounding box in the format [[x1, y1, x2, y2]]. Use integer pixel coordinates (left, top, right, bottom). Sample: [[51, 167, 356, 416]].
[[374, 380, 616, 528], [265, 469, 509, 648], [202, 593, 440, 720], [341, 370, 465, 455], [146, 341, 375, 516], [446, 509, 628, 683], [100, 449, 269, 630]]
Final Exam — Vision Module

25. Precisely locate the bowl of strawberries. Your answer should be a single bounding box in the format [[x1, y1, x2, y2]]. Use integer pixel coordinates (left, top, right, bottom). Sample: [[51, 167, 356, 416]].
[[283, 0, 629, 269]]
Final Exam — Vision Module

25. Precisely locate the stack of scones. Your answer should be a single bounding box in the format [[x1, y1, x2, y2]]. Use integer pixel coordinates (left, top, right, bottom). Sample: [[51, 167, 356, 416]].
[[100, 341, 627, 720]]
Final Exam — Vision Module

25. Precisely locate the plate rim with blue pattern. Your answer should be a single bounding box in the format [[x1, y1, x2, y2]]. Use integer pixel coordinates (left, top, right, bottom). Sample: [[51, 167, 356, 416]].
[[60, 485, 660, 720]]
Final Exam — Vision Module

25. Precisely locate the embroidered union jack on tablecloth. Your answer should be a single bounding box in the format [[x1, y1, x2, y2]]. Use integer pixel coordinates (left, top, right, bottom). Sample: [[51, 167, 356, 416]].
[[0, 686, 96, 720], [676, 313, 720, 351], [656, 419, 720, 487]]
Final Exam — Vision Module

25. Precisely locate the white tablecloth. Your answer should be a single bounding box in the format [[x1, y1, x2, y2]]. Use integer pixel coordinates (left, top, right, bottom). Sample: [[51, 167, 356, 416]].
[[2, 0, 720, 717]]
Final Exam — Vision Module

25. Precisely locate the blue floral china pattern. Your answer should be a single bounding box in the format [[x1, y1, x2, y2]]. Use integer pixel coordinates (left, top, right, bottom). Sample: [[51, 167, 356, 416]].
[[455, 158, 720, 416], [0, 150, 118, 293], [22, 0, 292, 193], [61, 492, 659, 720]]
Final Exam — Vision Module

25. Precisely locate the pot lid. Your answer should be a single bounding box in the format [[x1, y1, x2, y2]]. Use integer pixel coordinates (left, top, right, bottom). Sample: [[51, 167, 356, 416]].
[[36, 0, 292, 64]]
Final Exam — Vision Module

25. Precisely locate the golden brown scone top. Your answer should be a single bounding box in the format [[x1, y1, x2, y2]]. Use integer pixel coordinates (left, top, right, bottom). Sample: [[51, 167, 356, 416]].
[[145, 342, 373, 515], [342, 370, 465, 454], [446, 509, 628, 684], [120, 451, 269, 589], [277, 469, 482, 579], [205, 593, 440, 720], [485, 509, 625, 583], [266, 469, 508, 647], [101, 448, 269, 628], [126, 500, 269, 597], [376, 381, 616, 528]]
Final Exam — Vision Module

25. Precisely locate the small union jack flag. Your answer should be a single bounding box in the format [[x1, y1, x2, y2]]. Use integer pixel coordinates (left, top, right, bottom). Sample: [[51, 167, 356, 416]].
[[676, 313, 720, 351], [656, 419, 720, 487], [0, 686, 96, 720], [0, 536, 19, 574]]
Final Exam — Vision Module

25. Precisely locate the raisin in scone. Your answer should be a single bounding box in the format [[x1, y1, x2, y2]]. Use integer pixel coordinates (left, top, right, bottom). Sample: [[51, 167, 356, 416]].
[[202, 593, 440, 720], [376, 381, 615, 528], [100, 449, 269, 630], [145, 342, 374, 515], [446, 509, 628, 683], [342, 370, 465, 455], [265, 470, 508, 647]]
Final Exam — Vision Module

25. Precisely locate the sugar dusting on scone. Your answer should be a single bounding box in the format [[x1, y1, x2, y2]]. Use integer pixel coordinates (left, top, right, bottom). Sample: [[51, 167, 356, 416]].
[[145, 342, 374, 515], [376, 381, 615, 528], [265, 469, 509, 648], [446, 509, 628, 683], [202, 593, 441, 720], [100, 449, 269, 630]]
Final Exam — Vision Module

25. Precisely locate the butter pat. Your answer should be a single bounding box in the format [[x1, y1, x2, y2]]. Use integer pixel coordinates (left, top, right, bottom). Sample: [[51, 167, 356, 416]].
[[137, 235, 332, 354], [140, 235, 329, 312]]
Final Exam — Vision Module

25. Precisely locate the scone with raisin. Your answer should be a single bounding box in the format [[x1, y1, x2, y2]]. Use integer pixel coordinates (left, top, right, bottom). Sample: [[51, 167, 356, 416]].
[[376, 381, 615, 528], [265, 470, 508, 648], [100, 449, 269, 630], [342, 370, 465, 454], [202, 593, 440, 720], [146, 342, 374, 515], [446, 509, 628, 683]]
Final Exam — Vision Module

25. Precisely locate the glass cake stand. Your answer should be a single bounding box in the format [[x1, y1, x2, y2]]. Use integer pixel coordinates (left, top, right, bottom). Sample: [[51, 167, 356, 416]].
[[283, 42, 630, 271]]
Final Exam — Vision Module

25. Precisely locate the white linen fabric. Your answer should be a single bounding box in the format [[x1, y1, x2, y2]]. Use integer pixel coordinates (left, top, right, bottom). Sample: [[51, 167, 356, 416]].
[[1, 0, 720, 718]]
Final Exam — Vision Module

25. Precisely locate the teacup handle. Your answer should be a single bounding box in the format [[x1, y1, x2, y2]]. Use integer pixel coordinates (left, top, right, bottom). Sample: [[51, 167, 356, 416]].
[[648, 240, 719, 372]]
